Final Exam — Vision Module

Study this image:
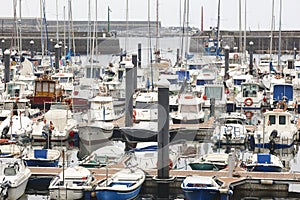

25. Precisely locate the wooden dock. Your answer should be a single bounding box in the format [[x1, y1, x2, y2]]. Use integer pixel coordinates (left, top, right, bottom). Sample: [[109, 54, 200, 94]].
[[28, 165, 300, 196]]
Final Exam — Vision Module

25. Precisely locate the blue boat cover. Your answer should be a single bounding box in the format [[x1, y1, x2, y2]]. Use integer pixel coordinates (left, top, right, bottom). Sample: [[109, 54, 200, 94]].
[[273, 84, 293, 101], [34, 149, 48, 159], [176, 71, 190, 81], [257, 154, 271, 164]]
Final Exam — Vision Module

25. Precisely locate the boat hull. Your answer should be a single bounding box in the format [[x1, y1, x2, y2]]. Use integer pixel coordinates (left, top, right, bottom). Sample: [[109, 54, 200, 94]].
[[49, 188, 85, 200], [172, 118, 203, 124], [95, 185, 142, 200], [189, 163, 226, 171], [24, 159, 59, 167], [246, 165, 282, 172], [182, 188, 220, 200], [77, 125, 113, 158], [6, 176, 29, 200]]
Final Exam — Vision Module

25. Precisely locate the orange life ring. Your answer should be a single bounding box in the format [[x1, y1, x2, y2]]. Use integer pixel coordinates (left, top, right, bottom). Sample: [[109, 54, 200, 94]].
[[133, 109, 137, 123], [244, 98, 253, 106], [169, 159, 173, 170], [233, 54, 239, 59], [244, 111, 253, 119]]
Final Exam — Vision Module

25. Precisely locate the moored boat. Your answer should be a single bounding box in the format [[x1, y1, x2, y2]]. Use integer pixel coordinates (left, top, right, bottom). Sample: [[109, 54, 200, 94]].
[[181, 175, 233, 200], [0, 157, 31, 200], [94, 168, 145, 200], [245, 153, 284, 172], [48, 166, 94, 200], [189, 153, 229, 171]]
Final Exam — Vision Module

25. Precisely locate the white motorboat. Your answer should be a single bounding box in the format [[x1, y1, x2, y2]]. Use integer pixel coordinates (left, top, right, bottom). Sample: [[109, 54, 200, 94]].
[[171, 93, 205, 124], [212, 112, 248, 145], [49, 166, 94, 200], [0, 158, 31, 200]]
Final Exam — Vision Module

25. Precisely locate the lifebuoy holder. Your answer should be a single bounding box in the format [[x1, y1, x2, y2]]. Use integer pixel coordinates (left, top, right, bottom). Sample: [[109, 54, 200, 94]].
[[244, 98, 253, 106]]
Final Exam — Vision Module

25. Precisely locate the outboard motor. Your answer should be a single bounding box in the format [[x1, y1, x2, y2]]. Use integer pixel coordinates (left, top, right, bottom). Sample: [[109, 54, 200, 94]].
[[1, 126, 9, 139], [0, 180, 11, 199]]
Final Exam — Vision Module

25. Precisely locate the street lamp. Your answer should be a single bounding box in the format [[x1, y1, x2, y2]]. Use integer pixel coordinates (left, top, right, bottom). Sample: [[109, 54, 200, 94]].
[[1, 39, 4, 59], [30, 40, 34, 58], [249, 41, 254, 75], [224, 45, 230, 80]]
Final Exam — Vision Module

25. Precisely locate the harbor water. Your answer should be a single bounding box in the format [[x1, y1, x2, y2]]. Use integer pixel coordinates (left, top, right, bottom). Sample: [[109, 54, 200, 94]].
[[12, 36, 300, 199]]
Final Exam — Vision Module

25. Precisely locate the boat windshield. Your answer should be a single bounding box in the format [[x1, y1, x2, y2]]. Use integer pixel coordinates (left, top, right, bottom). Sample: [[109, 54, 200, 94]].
[[135, 102, 157, 109], [181, 105, 198, 113]]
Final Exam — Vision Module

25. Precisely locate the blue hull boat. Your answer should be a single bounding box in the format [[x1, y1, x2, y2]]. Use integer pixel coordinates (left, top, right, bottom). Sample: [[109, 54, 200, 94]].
[[181, 176, 233, 200], [23, 149, 61, 167], [95, 168, 145, 200]]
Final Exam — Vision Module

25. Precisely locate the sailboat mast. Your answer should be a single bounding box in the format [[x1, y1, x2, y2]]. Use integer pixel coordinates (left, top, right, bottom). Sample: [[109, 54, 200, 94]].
[[56, 0, 59, 42], [278, 0, 282, 70], [243, 0, 247, 61], [216, 0, 221, 57], [185, 0, 189, 58], [239, 0, 242, 52], [270, 0, 274, 59], [40, 0, 44, 57], [19, 0, 22, 53], [63, 5, 66, 57], [125, 0, 129, 53], [156, 0, 159, 53]]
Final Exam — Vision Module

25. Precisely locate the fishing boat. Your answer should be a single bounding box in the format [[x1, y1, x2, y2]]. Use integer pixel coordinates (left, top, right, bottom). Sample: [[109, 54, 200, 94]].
[[171, 93, 205, 124], [245, 153, 284, 172], [235, 81, 266, 109], [128, 142, 179, 170], [31, 103, 78, 143], [79, 142, 124, 168], [181, 175, 233, 200], [189, 153, 229, 171], [121, 91, 158, 142], [0, 158, 31, 200], [94, 168, 145, 200], [22, 148, 61, 167], [200, 83, 227, 109], [27, 74, 64, 110], [0, 109, 33, 140], [211, 112, 248, 145], [49, 166, 94, 200], [51, 72, 74, 96], [253, 108, 298, 149], [269, 83, 294, 110], [77, 95, 117, 158]]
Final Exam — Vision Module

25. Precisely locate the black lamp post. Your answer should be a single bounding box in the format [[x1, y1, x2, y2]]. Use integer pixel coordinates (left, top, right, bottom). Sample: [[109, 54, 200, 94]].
[[249, 41, 254, 75], [30, 40, 34, 58]]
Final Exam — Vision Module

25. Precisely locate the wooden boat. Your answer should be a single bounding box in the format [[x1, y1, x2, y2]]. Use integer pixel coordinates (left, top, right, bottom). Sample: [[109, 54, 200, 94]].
[[94, 168, 145, 200], [245, 153, 284, 172], [0, 158, 31, 200], [23, 148, 61, 167], [27, 74, 64, 110], [49, 166, 94, 200], [189, 153, 228, 171], [181, 175, 233, 200]]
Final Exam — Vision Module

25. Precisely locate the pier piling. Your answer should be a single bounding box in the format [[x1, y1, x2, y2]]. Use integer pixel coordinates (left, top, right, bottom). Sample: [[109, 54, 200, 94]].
[[138, 43, 141, 68], [224, 45, 230, 80], [132, 54, 137, 91], [4, 49, 10, 84], [54, 44, 60, 72], [155, 77, 174, 199]]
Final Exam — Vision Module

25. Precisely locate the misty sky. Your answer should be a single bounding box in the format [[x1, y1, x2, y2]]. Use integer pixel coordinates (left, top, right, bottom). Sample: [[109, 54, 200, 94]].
[[0, 0, 298, 31]]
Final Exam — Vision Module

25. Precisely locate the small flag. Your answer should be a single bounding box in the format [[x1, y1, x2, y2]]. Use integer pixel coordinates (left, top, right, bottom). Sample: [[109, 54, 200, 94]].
[[108, 6, 112, 12]]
